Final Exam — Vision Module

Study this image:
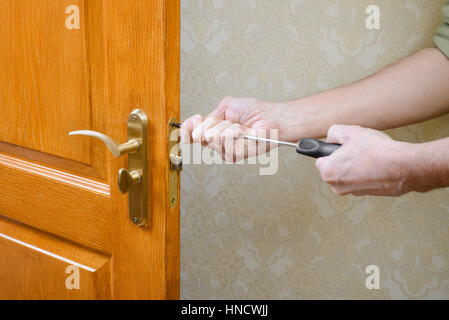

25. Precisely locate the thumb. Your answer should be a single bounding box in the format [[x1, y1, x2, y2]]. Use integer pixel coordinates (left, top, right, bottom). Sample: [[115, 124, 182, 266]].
[[326, 124, 360, 144], [315, 157, 327, 172]]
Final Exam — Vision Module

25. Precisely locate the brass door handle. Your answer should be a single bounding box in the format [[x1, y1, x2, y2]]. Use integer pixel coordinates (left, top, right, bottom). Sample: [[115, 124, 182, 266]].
[[68, 109, 149, 226], [68, 130, 140, 157], [118, 168, 141, 194]]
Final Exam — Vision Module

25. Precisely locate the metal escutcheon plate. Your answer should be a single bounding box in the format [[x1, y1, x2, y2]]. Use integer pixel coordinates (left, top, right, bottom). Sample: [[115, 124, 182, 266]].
[[126, 109, 149, 226]]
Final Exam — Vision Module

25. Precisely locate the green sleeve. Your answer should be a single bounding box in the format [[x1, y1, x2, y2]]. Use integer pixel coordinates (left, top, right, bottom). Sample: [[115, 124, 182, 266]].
[[434, 1, 449, 58]]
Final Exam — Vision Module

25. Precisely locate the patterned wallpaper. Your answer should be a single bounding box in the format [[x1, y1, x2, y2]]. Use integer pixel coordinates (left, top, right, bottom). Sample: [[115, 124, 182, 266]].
[[180, 0, 449, 299]]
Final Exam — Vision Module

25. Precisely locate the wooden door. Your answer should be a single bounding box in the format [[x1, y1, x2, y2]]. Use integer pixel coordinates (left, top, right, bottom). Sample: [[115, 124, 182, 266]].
[[0, 0, 179, 299]]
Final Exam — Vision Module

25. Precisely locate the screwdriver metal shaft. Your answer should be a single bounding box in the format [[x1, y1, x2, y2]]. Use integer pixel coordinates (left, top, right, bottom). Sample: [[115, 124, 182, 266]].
[[242, 135, 297, 148], [171, 123, 340, 158]]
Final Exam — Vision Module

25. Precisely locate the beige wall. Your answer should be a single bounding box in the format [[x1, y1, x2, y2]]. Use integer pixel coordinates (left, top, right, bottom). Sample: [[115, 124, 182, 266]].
[[180, 0, 449, 299]]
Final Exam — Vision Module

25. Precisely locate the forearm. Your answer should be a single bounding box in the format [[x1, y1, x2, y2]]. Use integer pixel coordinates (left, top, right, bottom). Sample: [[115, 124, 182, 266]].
[[405, 137, 449, 192], [276, 47, 449, 141]]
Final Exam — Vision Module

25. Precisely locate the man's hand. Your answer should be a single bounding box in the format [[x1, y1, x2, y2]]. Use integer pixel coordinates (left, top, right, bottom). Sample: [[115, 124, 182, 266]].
[[181, 97, 284, 162], [315, 125, 415, 196]]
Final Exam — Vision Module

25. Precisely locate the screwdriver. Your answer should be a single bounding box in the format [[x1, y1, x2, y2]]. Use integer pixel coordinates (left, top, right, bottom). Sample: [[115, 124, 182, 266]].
[[242, 136, 340, 158], [170, 123, 340, 158]]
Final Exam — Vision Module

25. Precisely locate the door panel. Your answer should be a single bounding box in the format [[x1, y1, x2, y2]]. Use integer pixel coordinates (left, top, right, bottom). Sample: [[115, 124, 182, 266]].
[[0, 218, 111, 300], [0, 153, 112, 253], [0, 0, 180, 299], [0, 0, 92, 164]]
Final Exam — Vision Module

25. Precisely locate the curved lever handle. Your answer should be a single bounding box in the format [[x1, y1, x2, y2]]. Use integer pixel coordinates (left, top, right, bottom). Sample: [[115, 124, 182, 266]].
[[69, 130, 140, 157]]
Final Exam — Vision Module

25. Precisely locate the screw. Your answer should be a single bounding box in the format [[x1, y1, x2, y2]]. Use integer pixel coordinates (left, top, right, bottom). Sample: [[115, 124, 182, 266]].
[[130, 115, 138, 121], [171, 198, 176, 205], [132, 217, 139, 224]]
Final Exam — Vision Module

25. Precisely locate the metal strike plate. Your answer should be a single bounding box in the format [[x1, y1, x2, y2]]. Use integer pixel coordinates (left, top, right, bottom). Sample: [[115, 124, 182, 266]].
[[127, 109, 149, 226], [168, 118, 181, 207]]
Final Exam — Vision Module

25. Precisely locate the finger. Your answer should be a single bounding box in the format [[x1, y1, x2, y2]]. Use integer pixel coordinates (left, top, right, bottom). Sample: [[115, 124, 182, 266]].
[[315, 157, 338, 184], [315, 157, 329, 181], [315, 157, 325, 173], [316, 164, 348, 195], [221, 124, 248, 162], [326, 124, 361, 144], [204, 120, 234, 153], [330, 185, 351, 196], [328, 183, 392, 197], [224, 125, 259, 159], [235, 138, 250, 163], [180, 114, 202, 144], [244, 135, 259, 158], [246, 128, 279, 155], [192, 117, 220, 145]]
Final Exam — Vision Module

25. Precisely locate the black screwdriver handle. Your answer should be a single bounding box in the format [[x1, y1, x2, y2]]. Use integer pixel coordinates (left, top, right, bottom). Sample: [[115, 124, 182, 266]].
[[296, 138, 341, 158]]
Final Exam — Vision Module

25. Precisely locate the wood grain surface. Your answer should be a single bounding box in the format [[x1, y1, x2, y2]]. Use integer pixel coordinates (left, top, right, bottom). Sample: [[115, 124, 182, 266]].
[[0, 0, 180, 299]]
